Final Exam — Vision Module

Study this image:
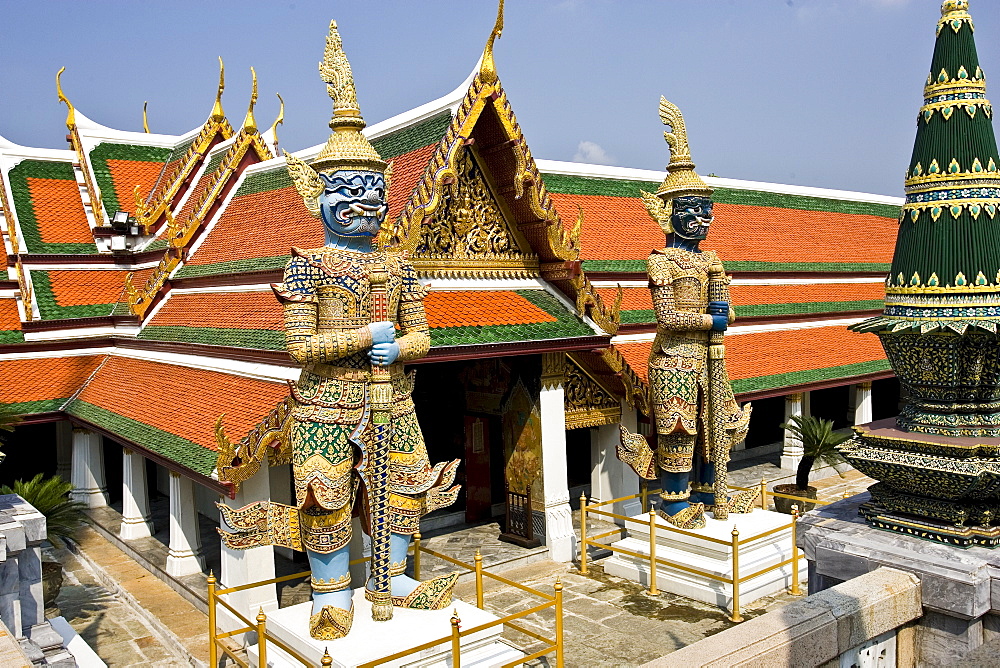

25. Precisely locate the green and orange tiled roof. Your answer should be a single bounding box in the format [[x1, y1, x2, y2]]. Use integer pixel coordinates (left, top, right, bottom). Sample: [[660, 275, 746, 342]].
[[0, 355, 105, 415], [0, 299, 23, 343], [7, 159, 95, 254], [89, 142, 174, 219], [176, 111, 452, 279], [30, 269, 153, 320], [543, 173, 900, 273], [64, 355, 289, 474], [139, 286, 594, 350], [598, 282, 885, 325], [616, 323, 889, 396]]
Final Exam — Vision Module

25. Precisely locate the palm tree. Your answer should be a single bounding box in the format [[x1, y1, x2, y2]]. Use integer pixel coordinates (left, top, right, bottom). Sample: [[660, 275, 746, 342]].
[[779, 414, 852, 491], [0, 403, 22, 463], [0, 474, 85, 548]]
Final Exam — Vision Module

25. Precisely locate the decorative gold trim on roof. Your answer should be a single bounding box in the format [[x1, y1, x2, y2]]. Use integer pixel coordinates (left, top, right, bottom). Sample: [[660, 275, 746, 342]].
[[269, 93, 285, 150], [565, 354, 622, 429], [242, 67, 259, 134], [142, 101, 150, 133], [55, 67, 75, 129], [480, 0, 504, 84], [211, 57, 226, 122], [128, 123, 273, 318], [601, 346, 650, 416], [215, 397, 295, 492]]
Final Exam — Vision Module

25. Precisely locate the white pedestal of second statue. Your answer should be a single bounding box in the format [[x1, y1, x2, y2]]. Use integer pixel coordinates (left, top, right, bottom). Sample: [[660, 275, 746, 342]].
[[603, 508, 806, 609], [247, 589, 525, 668]]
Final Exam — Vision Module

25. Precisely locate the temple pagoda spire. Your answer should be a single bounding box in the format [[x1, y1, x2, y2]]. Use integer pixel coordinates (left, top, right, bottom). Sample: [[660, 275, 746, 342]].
[[882, 0, 1000, 328]]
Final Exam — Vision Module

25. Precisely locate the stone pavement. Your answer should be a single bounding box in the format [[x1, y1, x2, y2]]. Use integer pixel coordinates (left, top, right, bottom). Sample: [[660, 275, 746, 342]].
[[61, 524, 209, 666], [48, 539, 189, 666], [452, 559, 798, 668]]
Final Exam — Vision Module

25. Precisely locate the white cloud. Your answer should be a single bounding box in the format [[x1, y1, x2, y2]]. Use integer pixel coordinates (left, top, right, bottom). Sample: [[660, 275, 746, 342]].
[[573, 140, 617, 166]]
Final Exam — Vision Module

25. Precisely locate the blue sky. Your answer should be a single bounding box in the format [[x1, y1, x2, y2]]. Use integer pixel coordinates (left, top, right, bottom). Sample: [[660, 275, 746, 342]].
[[1, 0, 997, 196]]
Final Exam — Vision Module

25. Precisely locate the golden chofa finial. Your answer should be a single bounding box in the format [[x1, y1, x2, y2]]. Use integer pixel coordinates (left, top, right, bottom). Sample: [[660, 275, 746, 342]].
[[480, 0, 505, 84], [242, 67, 259, 134], [269, 93, 285, 149], [320, 20, 360, 122], [143, 101, 150, 133], [55, 67, 76, 129], [210, 57, 226, 122]]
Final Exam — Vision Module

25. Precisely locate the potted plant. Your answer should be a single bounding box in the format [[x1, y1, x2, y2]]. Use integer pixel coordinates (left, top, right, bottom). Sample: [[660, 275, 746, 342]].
[[1, 474, 86, 606], [773, 415, 851, 514]]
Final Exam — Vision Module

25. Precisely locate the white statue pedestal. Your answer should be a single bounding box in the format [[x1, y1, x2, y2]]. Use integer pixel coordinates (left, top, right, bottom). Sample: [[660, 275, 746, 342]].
[[603, 509, 805, 608], [247, 589, 525, 667]]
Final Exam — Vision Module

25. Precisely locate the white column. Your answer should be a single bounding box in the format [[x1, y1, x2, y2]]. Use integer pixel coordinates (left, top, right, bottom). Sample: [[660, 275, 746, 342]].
[[55, 421, 72, 482], [120, 448, 153, 540], [590, 403, 641, 523], [781, 393, 805, 470], [854, 382, 873, 426], [69, 428, 107, 508], [165, 472, 205, 577], [539, 354, 576, 562], [219, 466, 277, 624]]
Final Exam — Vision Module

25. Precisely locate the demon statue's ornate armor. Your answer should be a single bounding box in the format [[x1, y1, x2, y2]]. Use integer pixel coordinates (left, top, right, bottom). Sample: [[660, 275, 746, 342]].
[[217, 21, 459, 641], [618, 97, 751, 529]]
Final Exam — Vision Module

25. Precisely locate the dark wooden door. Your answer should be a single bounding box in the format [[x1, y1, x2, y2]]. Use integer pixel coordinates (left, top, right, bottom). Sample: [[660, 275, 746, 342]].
[[464, 415, 492, 522]]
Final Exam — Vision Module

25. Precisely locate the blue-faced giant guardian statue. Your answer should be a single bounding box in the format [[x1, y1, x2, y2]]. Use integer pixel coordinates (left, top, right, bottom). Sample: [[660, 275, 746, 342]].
[[217, 21, 460, 640]]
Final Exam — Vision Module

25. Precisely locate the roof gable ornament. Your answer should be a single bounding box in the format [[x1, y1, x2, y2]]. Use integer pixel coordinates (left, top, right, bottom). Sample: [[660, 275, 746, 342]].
[[479, 0, 504, 84], [54, 67, 75, 130], [211, 57, 226, 122], [242, 67, 259, 134]]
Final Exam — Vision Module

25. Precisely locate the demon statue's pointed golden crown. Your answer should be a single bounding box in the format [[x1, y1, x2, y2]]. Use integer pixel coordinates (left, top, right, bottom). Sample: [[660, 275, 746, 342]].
[[640, 97, 714, 234], [286, 20, 388, 217], [655, 97, 713, 203]]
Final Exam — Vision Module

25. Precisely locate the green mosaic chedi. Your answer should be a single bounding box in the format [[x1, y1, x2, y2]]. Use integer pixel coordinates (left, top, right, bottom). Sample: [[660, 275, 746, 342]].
[[843, 0, 1000, 547], [852, 0, 1000, 437]]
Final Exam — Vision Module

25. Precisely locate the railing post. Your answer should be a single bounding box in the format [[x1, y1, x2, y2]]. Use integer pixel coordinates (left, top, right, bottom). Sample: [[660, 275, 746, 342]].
[[207, 571, 217, 668], [648, 503, 659, 596], [450, 610, 461, 668], [730, 526, 743, 622], [555, 578, 565, 668], [474, 550, 484, 609], [256, 608, 268, 668], [322, 648, 333, 666], [414, 531, 422, 581], [790, 505, 802, 596], [579, 492, 589, 575], [760, 477, 768, 511]]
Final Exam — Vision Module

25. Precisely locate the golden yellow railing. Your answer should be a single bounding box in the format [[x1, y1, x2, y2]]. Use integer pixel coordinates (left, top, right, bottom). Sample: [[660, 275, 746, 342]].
[[208, 535, 564, 668], [580, 485, 812, 623]]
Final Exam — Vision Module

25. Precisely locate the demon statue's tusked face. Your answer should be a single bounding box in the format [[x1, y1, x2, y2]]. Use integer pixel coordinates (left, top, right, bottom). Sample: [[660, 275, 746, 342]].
[[318, 170, 388, 239], [670, 195, 714, 241]]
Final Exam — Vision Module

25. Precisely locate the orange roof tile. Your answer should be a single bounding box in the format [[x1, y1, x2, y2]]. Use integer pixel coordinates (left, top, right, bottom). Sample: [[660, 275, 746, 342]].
[[0, 299, 21, 331], [26, 177, 91, 244], [75, 356, 288, 451], [0, 355, 104, 405], [726, 325, 885, 381], [147, 291, 283, 330], [46, 269, 152, 307], [185, 186, 320, 266], [106, 159, 166, 214], [550, 193, 897, 265], [424, 291, 558, 328], [614, 325, 886, 386], [598, 283, 884, 311]]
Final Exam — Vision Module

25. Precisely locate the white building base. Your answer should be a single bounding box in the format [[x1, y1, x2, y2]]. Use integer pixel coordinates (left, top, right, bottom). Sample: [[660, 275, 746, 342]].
[[603, 509, 805, 609], [247, 590, 524, 668]]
